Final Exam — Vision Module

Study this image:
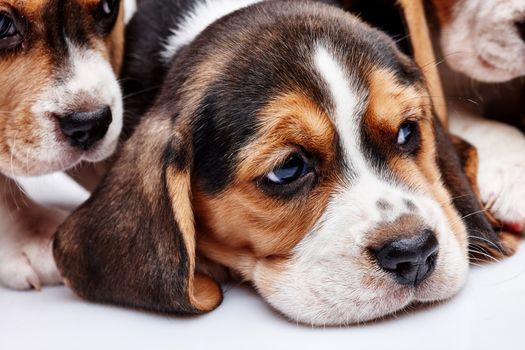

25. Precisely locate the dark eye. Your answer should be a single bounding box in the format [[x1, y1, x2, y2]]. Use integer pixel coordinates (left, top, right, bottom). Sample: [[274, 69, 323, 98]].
[[95, 0, 120, 35], [0, 13, 16, 39], [396, 121, 420, 155], [397, 122, 414, 145], [0, 11, 24, 52], [266, 154, 312, 185], [100, 0, 118, 17]]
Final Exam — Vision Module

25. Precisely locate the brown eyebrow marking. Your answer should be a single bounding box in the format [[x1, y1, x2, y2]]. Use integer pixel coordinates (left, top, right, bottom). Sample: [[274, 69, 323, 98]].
[[195, 90, 343, 276]]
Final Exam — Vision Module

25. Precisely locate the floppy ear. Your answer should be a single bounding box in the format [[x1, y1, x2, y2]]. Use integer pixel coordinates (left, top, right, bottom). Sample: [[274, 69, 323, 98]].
[[53, 114, 222, 314], [433, 118, 513, 259]]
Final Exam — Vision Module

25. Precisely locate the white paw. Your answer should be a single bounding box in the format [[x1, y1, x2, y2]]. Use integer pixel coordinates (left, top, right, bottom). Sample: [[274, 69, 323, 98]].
[[450, 111, 525, 231], [478, 155, 525, 231], [0, 207, 67, 290]]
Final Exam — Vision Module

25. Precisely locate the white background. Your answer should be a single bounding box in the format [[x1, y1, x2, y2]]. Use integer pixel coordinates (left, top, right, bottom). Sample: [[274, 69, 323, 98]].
[[1, 173, 524, 350]]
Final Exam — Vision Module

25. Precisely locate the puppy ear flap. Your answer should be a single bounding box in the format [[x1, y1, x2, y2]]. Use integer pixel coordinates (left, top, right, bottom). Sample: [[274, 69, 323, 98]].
[[53, 116, 222, 314], [432, 118, 512, 259]]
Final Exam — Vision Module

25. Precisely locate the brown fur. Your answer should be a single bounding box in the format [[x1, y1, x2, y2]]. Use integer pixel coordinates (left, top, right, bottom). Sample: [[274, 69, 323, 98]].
[[52, 0, 505, 317], [0, 0, 124, 175], [365, 69, 507, 258], [195, 91, 341, 277], [368, 215, 428, 249], [54, 112, 222, 313]]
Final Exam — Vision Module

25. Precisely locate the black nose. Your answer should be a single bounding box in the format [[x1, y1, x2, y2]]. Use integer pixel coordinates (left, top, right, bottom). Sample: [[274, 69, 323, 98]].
[[59, 106, 112, 150], [373, 229, 439, 286], [517, 20, 525, 42]]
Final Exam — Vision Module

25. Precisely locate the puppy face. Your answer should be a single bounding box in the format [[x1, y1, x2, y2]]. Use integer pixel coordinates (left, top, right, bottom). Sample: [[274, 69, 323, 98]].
[[54, 1, 501, 325], [193, 51, 467, 325], [0, 0, 124, 176], [433, 0, 525, 82]]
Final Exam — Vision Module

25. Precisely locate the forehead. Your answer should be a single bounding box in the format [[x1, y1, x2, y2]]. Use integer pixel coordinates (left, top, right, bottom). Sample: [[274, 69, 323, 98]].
[[0, 0, 115, 67], [1, 0, 103, 40], [1, 0, 100, 14], [187, 3, 423, 193]]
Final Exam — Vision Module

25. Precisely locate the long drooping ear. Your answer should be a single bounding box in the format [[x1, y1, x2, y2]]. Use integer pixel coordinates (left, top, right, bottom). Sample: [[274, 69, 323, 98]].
[[53, 112, 222, 314], [433, 118, 513, 259]]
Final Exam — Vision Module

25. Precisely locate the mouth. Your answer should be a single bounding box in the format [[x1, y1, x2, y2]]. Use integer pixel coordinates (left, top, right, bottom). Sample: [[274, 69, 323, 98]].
[[7, 129, 119, 176]]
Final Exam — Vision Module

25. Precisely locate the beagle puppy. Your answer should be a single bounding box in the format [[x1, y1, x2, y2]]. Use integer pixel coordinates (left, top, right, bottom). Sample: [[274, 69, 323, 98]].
[[429, 0, 525, 234], [0, 0, 125, 289], [54, 0, 506, 325]]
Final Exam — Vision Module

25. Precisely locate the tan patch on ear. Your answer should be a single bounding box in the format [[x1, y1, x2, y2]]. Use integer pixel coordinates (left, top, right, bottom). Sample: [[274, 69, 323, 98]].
[[399, 0, 447, 124], [166, 167, 222, 312], [195, 91, 341, 278], [450, 135, 480, 194]]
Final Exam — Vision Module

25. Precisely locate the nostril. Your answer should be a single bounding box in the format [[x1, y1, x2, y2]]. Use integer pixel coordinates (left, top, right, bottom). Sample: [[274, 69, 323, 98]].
[[516, 20, 525, 42], [373, 229, 439, 286], [59, 106, 112, 150]]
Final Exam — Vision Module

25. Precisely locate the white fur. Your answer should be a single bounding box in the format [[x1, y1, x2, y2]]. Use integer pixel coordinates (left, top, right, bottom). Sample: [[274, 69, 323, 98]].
[[29, 43, 123, 175], [450, 109, 525, 225], [312, 46, 367, 175], [440, 0, 525, 82], [124, 0, 137, 23], [254, 46, 468, 325], [161, 0, 263, 61], [0, 174, 65, 289]]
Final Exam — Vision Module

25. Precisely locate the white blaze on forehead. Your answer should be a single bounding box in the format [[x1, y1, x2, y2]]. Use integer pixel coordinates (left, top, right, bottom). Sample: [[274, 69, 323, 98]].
[[162, 0, 263, 61], [312, 45, 368, 175], [251, 44, 469, 325]]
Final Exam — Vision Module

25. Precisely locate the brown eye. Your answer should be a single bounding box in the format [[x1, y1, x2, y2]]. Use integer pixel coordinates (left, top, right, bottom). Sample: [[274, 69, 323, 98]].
[[397, 122, 414, 145], [266, 153, 312, 185], [0, 13, 15, 38], [95, 0, 120, 35], [396, 121, 420, 155], [0, 11, 24, 51], [100, 0, 117, 17], [258, 151, 317, 199]]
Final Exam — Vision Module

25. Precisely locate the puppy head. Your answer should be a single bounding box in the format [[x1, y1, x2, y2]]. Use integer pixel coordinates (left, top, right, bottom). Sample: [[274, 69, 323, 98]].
[[432, 0, 525, 82], [0, 0, 124, 176], [54, 2, 502, 325]]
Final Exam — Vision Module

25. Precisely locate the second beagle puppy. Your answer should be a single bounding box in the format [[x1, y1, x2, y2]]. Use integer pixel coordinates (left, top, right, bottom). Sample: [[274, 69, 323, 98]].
[[54, 0, 505, 325], [429, 0, 525, 234], [0, 0, 125, 290]]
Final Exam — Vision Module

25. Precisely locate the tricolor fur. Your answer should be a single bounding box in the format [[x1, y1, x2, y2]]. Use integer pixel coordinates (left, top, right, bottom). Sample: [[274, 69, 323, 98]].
[[54, 0, 504, 325], [0, 0, 125, 289]]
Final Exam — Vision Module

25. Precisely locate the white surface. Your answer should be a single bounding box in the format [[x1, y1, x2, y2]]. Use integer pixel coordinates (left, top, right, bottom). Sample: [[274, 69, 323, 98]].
[[1, 173, 525, 350]]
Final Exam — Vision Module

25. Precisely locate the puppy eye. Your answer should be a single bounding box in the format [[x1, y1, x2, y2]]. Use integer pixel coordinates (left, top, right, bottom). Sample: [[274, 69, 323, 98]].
[[396, 121, 420, 155], [95, 0, 120, 35], [0, 13, 16, 39], [257, 151, 317, 199], [0, 11, 24, 51], [100, 0, 118, 16], [266, 154, 312, 185], [397, 122, 414, 145]]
